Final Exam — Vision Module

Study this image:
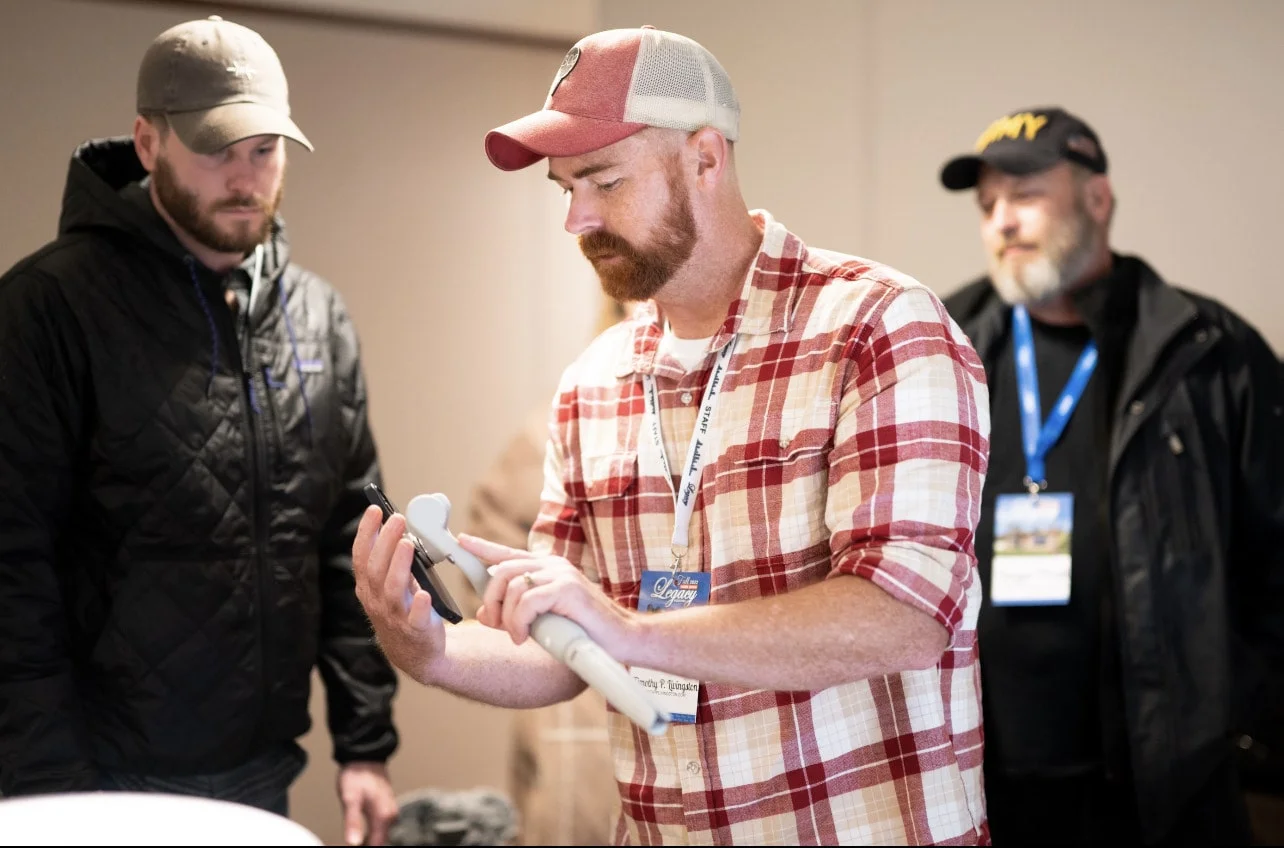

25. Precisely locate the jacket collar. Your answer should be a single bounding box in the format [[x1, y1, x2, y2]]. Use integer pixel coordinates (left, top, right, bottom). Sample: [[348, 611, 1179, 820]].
[[964, 255, 1201, 399], [1114, 261, 1205, 415]]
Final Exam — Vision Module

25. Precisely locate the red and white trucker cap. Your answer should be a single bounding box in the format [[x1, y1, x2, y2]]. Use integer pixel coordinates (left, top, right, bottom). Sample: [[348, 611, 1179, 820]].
[[485, 26, 740, 171]]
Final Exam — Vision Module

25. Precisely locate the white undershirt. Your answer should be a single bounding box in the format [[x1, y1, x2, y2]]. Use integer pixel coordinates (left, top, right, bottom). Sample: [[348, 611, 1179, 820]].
[[658, 326, 714, 372]]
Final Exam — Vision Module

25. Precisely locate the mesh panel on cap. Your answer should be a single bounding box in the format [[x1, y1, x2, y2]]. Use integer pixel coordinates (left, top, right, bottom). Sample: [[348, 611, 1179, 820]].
[[624, 31, 740, 141]]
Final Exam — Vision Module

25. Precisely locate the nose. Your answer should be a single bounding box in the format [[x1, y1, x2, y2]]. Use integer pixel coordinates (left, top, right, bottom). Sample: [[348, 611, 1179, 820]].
[[563, 190, 602, 236], [223, 156, 259, 197], [988, 198, 1019, 240], [224, 175, 255, 199]]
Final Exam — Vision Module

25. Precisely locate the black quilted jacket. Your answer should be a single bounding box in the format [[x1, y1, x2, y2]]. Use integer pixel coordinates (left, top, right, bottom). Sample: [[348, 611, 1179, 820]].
[[0, 138, 398, 794]]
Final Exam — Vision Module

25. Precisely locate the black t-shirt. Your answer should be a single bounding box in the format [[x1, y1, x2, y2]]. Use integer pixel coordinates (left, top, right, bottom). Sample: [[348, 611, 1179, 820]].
[[976, 314, 1108, 775]]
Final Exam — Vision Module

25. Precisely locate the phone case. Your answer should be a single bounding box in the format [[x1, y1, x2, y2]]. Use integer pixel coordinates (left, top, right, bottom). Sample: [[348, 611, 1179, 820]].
[[363, 483, 464, 624]]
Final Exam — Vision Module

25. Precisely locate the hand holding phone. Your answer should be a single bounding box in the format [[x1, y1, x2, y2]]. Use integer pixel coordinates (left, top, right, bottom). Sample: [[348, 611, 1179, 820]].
[[363, 483, 464, 624]]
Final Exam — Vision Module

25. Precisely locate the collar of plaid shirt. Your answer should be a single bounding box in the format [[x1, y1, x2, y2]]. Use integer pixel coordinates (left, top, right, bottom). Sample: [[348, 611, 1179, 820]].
[[613, 211, 797, 380]]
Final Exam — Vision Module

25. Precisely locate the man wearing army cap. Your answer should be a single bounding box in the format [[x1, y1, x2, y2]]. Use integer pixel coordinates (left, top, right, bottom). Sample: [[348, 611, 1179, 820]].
[[940, 106, 1284, 846]]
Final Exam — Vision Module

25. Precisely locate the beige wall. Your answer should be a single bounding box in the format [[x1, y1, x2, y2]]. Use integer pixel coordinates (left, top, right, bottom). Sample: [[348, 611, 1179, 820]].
[[603, 0, 1284, 350], [218, 0, 598, 40], [2, 0, 1281, 844]]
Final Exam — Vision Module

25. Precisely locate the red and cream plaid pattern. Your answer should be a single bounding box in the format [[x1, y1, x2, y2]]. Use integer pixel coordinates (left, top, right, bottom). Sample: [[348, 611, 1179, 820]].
[[529, 211, 990, 845]]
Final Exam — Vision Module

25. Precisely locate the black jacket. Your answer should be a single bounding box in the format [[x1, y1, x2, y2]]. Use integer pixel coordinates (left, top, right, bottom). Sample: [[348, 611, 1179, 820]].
[[944, 257, 1284, 841], [0, 138, 397, 794]]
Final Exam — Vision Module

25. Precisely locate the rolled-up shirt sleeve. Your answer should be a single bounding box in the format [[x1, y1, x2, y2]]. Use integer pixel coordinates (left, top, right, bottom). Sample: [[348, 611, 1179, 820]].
[[826, 285, 991, 644]]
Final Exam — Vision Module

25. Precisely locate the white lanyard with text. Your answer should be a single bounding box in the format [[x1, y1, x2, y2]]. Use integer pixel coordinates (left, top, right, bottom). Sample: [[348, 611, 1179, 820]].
[[642, 336, 737, 574]]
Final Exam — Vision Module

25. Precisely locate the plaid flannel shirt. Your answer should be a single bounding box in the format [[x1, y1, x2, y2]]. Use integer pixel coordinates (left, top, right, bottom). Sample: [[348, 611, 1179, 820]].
[[529, 211, 991, 845]]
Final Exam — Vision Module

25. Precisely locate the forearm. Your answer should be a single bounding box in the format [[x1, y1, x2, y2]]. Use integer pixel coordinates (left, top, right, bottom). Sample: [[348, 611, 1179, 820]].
[[425, 620, 587, 708], [618, 574, 947, 691]]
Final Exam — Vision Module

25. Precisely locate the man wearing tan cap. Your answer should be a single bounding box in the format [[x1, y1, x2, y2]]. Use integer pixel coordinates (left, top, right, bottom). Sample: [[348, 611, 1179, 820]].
[[354, 26, 992, 845], [0, 16, 400, 844]]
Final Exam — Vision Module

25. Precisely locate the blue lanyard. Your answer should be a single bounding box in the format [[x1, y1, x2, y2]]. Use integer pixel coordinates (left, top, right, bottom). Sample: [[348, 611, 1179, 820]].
[[1012, 305, 1098, 493]]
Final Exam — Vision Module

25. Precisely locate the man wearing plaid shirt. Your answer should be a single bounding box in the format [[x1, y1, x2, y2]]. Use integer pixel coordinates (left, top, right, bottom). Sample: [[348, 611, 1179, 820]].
[[353, 26, 991, 846]]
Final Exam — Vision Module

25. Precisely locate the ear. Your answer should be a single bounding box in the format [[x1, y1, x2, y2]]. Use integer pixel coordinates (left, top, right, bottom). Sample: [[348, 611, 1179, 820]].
[[133, 115, 161, 173], [688, 127, 730, 188], [1083, 174, 1114, 227]]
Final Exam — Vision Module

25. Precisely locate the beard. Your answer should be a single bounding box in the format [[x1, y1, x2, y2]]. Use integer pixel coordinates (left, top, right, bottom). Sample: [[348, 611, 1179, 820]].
[[152, 155, 283, 255], [989, 195, 1098, 306], [578, 166, 697, 303]]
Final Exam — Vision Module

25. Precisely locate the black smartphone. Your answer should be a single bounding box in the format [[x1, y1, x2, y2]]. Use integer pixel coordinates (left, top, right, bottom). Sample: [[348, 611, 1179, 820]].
[[363, 483, 464, 624]]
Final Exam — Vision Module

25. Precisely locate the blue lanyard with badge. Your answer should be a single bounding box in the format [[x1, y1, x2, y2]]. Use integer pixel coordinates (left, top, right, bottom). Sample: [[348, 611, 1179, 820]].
[[632, 337, 735, 722], [990, 306, 1097, 607]]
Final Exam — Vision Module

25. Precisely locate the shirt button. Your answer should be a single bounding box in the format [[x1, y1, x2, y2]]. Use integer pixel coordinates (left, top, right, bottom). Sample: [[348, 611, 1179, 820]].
[[1129, 400, 1146, 416], [1194, 329, 1209, 343], [680, 391, 694, 405], [778, 437, 790, 449], [686, 760, 701, 775]]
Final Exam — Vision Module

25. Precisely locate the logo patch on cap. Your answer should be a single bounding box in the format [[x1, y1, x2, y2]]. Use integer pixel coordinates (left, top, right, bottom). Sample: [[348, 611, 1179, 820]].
[[974, 111, 1050, 152], [549, 46, 580, 97]]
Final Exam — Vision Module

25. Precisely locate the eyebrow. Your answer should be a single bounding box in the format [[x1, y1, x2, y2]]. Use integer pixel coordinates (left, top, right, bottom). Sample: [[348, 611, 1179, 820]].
[[547, 162, 618, 182]]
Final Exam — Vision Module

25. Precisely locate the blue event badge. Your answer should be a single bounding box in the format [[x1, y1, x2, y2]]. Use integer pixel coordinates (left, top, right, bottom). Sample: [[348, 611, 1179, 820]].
[[990, 492, 1074, 606], [631, 571, 712, 723]]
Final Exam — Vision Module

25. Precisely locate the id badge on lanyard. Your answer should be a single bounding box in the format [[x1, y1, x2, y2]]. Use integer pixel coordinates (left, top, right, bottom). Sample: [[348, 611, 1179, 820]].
[[630, 337, 735, 722], [990, 306, 1097, 607]]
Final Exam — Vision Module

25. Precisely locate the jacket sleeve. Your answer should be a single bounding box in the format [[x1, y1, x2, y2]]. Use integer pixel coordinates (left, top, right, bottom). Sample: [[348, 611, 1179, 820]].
[[1229, 325, 1284, 783], [0, 269, 100, 794], [315, 289, 398, 765]]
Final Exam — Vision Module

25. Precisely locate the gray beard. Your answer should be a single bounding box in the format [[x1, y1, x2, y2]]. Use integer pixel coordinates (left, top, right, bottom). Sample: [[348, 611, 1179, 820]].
[[990, 253, 1063, 306], [988, 214, 1098, 306]]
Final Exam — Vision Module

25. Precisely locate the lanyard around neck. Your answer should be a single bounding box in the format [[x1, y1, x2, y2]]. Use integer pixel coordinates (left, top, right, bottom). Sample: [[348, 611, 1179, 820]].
[[1012, 305, 1098, 494], [642, 336, 737, 573]]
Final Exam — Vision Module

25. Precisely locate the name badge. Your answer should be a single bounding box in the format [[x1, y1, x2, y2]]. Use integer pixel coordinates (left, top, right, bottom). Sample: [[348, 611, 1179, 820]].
[[632, 571, 711, 723], [991, 492, 1074, 606]]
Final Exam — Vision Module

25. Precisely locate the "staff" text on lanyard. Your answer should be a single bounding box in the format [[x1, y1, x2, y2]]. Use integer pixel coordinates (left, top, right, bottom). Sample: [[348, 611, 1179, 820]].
[[642, 336, 737, 573]]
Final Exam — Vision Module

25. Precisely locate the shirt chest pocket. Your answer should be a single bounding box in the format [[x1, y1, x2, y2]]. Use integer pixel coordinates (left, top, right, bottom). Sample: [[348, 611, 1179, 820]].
[[717, 400, 836, 564], [578, 449, 644, 589], [583, 450, 638, 500]]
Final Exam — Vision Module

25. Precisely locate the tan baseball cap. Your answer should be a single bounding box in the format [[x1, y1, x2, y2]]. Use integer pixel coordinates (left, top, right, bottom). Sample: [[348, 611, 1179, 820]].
[[137, 15, 312, 154], [485, 26, 740, 171]]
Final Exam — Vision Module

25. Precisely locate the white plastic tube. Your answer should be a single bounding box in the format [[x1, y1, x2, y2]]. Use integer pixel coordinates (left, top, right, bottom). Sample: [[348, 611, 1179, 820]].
[[405, 493, 670, 736]]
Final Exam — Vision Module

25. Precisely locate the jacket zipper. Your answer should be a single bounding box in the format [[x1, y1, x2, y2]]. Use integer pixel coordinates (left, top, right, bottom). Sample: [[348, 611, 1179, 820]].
[[221, 281, 275, 753], [239, 307, 275, 749], [1158, 424, 1198, 553]]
